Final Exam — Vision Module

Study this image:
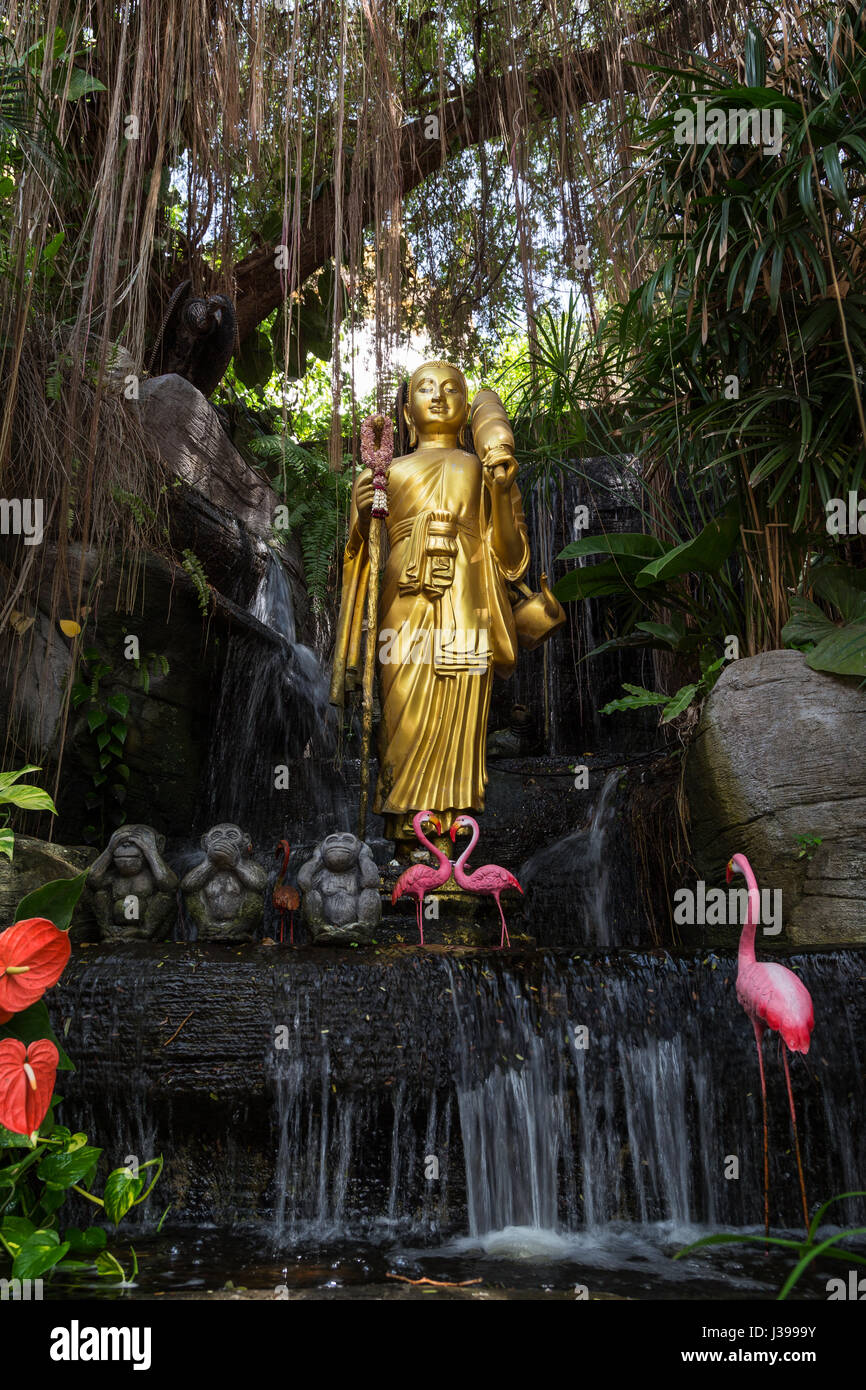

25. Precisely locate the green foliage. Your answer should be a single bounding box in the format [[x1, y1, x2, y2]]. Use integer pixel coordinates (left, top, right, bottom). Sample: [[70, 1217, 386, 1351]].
[[795, 834, 823, 861], [181, 549, 211, 615], [601, 654, 726, 724], [606, 14, 866, 528], [782, 563, 866, 676], [675, 1191, 866, 1300], [249, 433, 352, 607], [15, 870, 86, 935], [512, 10, 866, 665], [71, 649, 130, 844], [0, 1126, 162, 1283], [0, 766, 57, 861], [0, 866, 162, 1287], [131, 649, 170, 695]]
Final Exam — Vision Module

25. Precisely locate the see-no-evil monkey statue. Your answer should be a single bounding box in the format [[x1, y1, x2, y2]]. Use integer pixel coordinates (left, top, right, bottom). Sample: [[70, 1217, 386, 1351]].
[[87, 825, 178, 942]]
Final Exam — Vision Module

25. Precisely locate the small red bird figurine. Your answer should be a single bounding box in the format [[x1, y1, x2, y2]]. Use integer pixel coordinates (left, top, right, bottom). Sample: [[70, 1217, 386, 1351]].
[[273, 840, 300, 945], [728, 852, 814, 1235], [449, 814, 523, 949], [391, 812, 451, 945]]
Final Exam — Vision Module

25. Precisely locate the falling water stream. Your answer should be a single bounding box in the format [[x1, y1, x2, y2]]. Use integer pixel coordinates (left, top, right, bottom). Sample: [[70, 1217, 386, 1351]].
[[54, 942, 866, 1298], [199, 550, 350, 842]]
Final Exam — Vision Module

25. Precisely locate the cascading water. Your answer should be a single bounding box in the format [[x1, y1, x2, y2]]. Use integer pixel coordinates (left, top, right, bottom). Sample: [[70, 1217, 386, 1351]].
[[585, 769, 619, 946], [246, 950, 866, 1244], [199, 549, 351, 843], [518, 768, 636, 948]]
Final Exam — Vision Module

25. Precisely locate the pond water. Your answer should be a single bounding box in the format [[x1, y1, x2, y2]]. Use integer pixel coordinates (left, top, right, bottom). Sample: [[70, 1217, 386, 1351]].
[[47, 1222, 864, 1301]]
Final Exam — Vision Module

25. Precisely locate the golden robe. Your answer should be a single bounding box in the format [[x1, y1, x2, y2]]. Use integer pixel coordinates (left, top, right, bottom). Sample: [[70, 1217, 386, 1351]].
[[330, 445, 530, 825]]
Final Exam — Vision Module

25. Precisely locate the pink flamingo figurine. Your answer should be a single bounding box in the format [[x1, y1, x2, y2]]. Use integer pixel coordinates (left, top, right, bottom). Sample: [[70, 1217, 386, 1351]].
[[391, 812, 451, 945], [728, 852, 813, 1236], [449, 814, 523, 949], [273, 840, 300, 944]]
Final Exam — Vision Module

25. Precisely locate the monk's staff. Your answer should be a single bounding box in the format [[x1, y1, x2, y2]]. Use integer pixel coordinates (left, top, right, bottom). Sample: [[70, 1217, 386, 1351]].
[[358, 413, 393, 841]]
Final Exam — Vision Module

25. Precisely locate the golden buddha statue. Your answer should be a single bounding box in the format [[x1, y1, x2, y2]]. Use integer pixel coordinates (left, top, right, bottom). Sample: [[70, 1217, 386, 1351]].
[[330, 360, 544, 853]]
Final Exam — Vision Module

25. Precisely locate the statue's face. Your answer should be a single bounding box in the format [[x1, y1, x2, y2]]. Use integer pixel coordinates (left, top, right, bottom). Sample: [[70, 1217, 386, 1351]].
[[113, 841, 143, 877], [321, 833, 359, 873], [205, 823, 248, 865], [408, 364, 467, 441]]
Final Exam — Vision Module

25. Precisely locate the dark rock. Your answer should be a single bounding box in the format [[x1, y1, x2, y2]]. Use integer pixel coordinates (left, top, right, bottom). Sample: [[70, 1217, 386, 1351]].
[[686, 650, 866, 945], [0, 836, 97, 941]]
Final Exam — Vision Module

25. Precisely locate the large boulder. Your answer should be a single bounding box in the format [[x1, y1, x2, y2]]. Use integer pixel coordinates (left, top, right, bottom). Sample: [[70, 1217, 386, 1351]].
[[686, 650, 866, 945], [138, 374, 275, 540], [0, 837, 97, 940]]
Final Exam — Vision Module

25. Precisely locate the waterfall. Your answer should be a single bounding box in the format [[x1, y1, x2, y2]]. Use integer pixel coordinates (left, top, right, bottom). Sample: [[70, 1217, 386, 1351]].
[[585, 770, 619, 946], [518, 767, 635, 948], [55, 948, 866, 1244], [199, 549, 351, 843]]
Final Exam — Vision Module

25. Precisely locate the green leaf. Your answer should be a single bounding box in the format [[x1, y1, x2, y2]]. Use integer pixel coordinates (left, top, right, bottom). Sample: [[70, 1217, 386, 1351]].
[[635, 510, 740, 588], [661, 683, 699, 722], [600, 683, 670, 715], [557, 532, 665, 562], [809, 566, 866, 623], [805, 623, 866, 677], [0, 1215, 36, 1252], [15, 871, 86, 931], [0, 999, 74, 1072], [0, 783, 57, 814], [821, 143, 850, 217], [782, 596, 834, 649], [0, 765, 42, 792], [95, 1249, 126, 1280], [12, 1228, 70, 1280], [87, 707, 107, 732], [635, 620, 686, 647], [64, 68, 107, 100], [107, 692, 130, 717], [778, 1228, 866, 1301], [38, 1144, 101, 1190], [744, 28, 767, 87], [0, 828, 14, 862], [553, 560, 645, 602], [234, 329, 273, 390], [103, 1166, 144, 1225], [63, 1225, 108, 1254]]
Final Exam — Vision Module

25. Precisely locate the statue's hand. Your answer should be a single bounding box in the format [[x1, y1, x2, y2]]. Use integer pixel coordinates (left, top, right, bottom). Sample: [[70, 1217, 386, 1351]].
[[355, 467, 390, 528], [483, 455, 519, 494]]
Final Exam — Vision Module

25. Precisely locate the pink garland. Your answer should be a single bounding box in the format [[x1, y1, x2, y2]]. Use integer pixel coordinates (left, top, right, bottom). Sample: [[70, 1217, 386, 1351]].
[[360, 414, 393, 519]]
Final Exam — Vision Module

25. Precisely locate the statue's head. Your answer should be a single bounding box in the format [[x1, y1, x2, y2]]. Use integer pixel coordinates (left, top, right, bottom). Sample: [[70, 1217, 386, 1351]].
[[202, 823, 252, 866], [109, 825, 165, 877], [320, 831, 362, 873], [404, 361, 469, 448]]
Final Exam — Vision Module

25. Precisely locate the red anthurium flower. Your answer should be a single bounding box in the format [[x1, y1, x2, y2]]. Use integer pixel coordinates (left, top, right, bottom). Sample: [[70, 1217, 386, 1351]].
[[0, 917, 71, 1016], [0, 1038, 59, 1135]]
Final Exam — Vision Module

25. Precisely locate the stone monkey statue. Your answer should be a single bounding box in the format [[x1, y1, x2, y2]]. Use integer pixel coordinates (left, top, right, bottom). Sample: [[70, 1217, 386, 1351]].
[[147, 279, 237, 398], [180, 823, 267, 942], [88, 825, 178, 943], [298, 832, 381, 944]]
